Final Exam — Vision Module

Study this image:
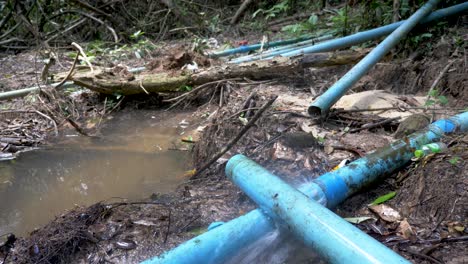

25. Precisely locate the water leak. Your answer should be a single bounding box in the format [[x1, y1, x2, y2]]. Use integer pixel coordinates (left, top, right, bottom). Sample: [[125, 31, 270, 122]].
[[227, 228, 323, 264], [0, 110, 192, 236]]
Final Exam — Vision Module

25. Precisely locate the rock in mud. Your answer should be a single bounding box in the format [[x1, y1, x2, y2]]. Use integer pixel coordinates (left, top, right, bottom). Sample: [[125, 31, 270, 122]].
[[393, 114, 430, 138]]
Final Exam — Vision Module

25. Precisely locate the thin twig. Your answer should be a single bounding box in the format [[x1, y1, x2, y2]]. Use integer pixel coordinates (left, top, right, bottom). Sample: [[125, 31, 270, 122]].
[[0, 110, 58, 136], [398, 248, 442, 264], [219, 86, 224, 107], [66, 117, 90, 137], [192, 96, 278, 178], [96, 97, 107, 130], [228, 107, 261, 119], [429, 60, 455, 91], [139, 80, 150, 94], [164, 209, 172, 244], [108, 96, 125, 114], [163, 78, 241, 103], [349, 117, 400, 133], [270, 111, 310, 118], [54, 51, 79, 90], [71, 42, 94, 73], [34, 109, 59, 136]]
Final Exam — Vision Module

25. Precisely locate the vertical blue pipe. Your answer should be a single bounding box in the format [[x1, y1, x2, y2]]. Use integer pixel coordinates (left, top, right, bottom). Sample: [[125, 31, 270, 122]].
[[279, 2, 467, 59], [227, 155, 409, 263], [140, 111, 468, 264], [308, 0, 441, 116]]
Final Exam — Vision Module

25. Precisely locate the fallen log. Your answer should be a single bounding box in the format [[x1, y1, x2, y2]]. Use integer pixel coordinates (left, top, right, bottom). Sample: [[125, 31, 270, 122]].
[[69, 49, 370, 95]]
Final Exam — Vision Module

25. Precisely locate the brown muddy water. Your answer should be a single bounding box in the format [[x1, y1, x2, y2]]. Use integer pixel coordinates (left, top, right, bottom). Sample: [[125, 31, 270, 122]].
[[0, 110, 193, 236]]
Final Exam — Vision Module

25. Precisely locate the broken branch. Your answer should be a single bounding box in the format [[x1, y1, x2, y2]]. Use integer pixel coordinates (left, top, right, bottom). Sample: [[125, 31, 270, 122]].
[[192, 96, 278, 178]]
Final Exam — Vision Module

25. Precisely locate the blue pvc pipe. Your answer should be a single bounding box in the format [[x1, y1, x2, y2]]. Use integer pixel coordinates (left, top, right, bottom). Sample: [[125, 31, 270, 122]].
[[141, 209, 275, 264], [229, 34, 334, 64], [227, 155, 409, 263], [308, 0, 442, 116], [279, 2, 467, 59], [299, 111, 468, 208], [207, 34, 315, 58], [141, 112, 468, 264]]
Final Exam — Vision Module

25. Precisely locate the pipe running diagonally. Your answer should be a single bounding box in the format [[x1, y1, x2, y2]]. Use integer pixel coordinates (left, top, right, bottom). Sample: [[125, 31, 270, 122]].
[[279, 2, 467, 59], [231, 3, 468, 64], [308, 0, 441, 117], [227, 155, 409, 263]]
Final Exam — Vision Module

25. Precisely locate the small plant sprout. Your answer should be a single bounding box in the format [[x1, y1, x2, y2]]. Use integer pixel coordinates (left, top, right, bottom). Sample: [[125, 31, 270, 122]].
[[425, 89, 449, 107], [448, 156, 460, 165]]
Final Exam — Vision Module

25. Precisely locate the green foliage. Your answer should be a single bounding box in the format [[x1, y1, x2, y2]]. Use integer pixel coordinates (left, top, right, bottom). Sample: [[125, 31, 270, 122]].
[[448, 156, 460, 165], [253, 0, 290, 20], [425, 89, 449, 107], [370, 191, 397, 206], [179, 85, 192, 92], [408, 33, 433, 48], [281, 14, 318, 36], [316, 136, 326, 144], [130, 30, 145, 40], [207, 14, 221, 34], [191, 38, 210, 54], [67, 37, 158, 63]]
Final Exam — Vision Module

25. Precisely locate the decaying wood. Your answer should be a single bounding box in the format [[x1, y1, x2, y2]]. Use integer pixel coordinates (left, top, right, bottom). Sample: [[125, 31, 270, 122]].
[[69, 49, 370, 95], [231, 0, 254, 24]]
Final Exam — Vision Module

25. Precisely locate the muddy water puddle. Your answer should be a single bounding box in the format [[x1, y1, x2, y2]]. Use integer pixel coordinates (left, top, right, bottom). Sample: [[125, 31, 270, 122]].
[[0, 110, 193, 236]]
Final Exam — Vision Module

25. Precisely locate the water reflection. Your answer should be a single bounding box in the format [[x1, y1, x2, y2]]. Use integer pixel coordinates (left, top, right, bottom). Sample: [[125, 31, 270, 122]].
[[0, 111, 191, 236]]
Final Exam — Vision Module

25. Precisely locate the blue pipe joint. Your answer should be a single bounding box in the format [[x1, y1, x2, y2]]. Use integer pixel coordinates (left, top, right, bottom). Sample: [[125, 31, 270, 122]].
[[226, 155, 410, 264], [313, 112, 468, 208], [140, 112, 467, 264], [281, 3, 468, 59], [308, 0, 442, 117]]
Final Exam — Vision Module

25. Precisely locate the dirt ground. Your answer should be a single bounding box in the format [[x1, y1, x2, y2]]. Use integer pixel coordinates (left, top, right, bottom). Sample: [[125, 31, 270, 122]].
[[1, 23, 467, 264]]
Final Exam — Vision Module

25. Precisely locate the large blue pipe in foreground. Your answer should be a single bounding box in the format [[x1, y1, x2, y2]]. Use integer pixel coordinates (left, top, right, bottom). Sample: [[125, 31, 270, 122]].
[[227, 155, 409, 263], [141, 112, 468, 264], [308, 0, 442, 116]]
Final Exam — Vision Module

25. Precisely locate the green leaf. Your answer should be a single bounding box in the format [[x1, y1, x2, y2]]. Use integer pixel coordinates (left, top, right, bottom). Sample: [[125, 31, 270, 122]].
[[179, 85, 192, 92], [308, 14, 318, 25], [239, 117, 248, 126], [369, 191, 396, 206], [252, 9, 264, 18], [437, 95, 448, 105], [428, 89, 438, 97], [317, 136, 326, 144], [425, 99, 435, 107], [421, 33, 433, 38], [130, 30, 144, 39], [448, 156, 460, 165]]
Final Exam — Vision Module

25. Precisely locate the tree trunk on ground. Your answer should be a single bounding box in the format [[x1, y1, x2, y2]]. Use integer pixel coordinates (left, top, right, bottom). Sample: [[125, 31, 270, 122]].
[[69, 49, 370, 95]]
